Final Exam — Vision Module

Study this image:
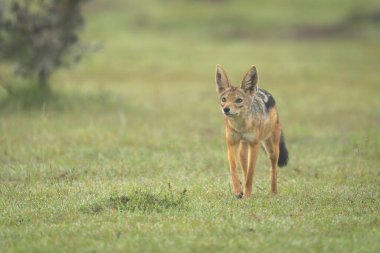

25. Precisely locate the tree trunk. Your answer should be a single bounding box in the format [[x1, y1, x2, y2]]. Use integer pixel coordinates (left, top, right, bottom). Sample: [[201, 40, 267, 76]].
[[38, 70, 50, 94]]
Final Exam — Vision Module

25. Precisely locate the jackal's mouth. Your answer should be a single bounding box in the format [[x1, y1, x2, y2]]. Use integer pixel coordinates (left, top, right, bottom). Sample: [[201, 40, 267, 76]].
[[224, 112, 239, 117]]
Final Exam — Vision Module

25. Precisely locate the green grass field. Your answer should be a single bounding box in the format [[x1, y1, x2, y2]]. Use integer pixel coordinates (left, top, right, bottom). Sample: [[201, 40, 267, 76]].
[[1, 0, 379, 252]]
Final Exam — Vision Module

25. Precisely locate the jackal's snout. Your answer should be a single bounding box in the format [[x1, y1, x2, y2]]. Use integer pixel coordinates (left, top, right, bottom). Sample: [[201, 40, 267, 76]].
[[221, 104, 239, 117], [223, 107, 230, 114]]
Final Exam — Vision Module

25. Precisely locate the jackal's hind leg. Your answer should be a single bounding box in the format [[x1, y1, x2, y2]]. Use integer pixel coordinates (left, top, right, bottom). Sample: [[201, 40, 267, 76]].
[[263, 132, 281, 194]]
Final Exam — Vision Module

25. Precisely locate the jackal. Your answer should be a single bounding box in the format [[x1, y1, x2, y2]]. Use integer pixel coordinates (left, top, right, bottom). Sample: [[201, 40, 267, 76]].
[[215, 65, 288, 198]]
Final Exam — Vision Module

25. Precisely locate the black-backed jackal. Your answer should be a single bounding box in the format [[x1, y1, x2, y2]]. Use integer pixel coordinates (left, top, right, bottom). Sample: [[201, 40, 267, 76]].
[[215, 65, 288, 198]]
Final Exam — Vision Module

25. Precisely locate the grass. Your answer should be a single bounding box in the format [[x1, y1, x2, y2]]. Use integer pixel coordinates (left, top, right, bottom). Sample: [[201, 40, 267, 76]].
[[0, 0, 380, 252]]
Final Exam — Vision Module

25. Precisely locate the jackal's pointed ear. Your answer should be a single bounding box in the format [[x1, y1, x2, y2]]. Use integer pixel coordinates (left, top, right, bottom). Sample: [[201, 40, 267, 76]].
[[241, 66, 258, 94], [215, 64, 230, 94]]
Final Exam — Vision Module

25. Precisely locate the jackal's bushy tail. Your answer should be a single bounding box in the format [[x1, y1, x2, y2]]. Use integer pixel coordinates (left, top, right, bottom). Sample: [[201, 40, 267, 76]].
[[278, 131, 289, 167]]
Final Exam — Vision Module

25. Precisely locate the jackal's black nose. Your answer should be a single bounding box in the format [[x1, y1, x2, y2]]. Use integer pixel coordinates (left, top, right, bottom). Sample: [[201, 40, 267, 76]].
[[223, 107, 230, 113]]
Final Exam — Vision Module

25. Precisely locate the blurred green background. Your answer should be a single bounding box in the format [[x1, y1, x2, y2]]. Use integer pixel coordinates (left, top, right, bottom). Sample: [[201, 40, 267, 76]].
[[1, 0, 379, 252]]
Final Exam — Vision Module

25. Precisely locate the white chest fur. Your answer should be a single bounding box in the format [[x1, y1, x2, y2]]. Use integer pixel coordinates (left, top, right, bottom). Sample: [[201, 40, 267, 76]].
[[241, 132, 257, 143]]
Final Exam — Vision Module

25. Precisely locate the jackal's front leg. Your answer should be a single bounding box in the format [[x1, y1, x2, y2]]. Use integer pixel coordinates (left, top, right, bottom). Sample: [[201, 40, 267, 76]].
[[239, 141, 249, 187], [244, 143, 260, 198], [227, 142, 243, 198]]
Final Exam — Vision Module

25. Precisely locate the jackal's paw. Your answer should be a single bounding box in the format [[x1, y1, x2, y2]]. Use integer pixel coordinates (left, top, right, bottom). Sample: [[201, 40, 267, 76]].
[[243, 192, 252, 199], [235, 192, 244, 199]]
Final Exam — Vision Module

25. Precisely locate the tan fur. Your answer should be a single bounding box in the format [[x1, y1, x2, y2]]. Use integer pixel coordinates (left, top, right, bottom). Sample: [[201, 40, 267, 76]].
[[215, 65, 283, 198]]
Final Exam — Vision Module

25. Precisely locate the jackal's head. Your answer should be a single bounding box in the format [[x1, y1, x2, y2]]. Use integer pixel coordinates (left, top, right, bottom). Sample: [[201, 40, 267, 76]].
[[215, 65, 258, 118]]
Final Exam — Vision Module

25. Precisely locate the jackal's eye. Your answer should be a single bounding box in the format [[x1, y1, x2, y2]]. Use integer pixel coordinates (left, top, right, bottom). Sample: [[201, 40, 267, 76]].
[[221, 97, 226, 103], [235, 98, 243, 103]]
